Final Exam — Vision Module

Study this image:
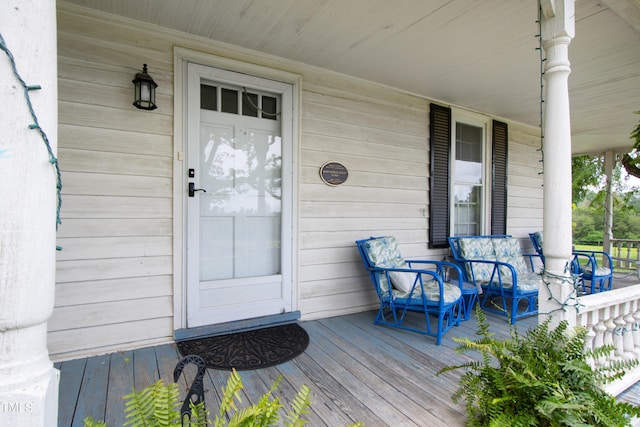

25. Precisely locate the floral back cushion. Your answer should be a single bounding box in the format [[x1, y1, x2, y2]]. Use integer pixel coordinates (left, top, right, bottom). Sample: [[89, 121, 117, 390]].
[[492, 238, 529, 280], [363, 236, 404, 269], [533, 231, 544, 254], [458, 238, 497, 282], [363, 236, 405, 293]]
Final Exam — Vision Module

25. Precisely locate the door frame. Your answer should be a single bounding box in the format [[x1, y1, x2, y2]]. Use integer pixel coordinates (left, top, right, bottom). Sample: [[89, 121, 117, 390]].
[[172, 47, 301, 332]]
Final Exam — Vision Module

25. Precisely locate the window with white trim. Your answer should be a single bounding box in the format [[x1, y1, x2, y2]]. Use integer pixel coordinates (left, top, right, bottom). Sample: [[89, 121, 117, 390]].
[[452, 120, 487, 236], [429, 103, 508, 248]]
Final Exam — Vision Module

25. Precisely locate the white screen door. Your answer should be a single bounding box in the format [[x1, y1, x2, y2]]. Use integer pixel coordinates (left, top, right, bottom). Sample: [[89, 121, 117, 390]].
[[186, 63, 293, 328]]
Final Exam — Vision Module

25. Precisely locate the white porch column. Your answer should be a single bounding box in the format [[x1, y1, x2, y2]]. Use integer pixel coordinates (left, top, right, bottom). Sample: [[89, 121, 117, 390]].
[[539, 0, 577, 327], [0, 1, 59, 426], [603, 150, 615, 266]]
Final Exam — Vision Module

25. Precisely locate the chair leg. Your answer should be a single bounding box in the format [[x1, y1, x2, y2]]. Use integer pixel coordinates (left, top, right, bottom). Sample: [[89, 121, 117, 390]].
[[511, 296, 518, 324], [435, 314, 443, 346], [463, 293, 478, 321]]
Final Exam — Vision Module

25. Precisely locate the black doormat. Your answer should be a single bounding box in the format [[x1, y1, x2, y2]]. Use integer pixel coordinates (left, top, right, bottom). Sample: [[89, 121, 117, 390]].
[[176, 323, 309, 371]]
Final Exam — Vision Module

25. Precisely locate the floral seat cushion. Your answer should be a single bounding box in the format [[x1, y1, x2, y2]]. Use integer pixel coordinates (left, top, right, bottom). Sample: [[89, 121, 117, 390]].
[[581, 265, 612, 276], [391, 279, 462, 304], [484, 272, 541, 292]]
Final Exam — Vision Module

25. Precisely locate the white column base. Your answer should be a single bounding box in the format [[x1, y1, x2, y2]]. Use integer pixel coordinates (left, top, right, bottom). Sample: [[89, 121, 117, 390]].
[[0, 368, 59, 427]]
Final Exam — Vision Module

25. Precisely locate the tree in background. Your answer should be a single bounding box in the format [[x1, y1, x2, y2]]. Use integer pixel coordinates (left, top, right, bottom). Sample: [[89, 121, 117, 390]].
[[572, 152, 640, 244], [572, 155, 603, 203], [622, 111, 640, 179], [572, 113, 640, 244]]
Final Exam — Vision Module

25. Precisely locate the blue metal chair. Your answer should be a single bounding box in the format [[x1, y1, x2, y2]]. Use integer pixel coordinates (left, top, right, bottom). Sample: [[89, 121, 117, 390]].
[[355, 236, 469, 345], [529, 231, 613, 294]]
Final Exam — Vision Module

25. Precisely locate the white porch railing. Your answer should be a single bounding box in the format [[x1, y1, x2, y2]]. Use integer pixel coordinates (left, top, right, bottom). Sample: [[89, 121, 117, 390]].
[[611, 239, 640, 278], [575, 284, 640, 395]]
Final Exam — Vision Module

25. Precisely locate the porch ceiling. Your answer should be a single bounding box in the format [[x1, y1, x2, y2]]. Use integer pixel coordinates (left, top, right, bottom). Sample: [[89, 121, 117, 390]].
[[63, 0, 640, 155]]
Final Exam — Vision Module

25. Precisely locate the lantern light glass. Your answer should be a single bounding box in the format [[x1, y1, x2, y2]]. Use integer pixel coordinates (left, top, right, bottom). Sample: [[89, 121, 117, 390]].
[[132, 64, 158, 110]]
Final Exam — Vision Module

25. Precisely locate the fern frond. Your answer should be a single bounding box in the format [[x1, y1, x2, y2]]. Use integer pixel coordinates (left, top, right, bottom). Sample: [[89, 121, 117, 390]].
[[215, 368, 244, 424], [123, 381, 157, 426], [284, 384, 311, 427], [83, 417, 109, 427], [253, 383, 282, 427], [226, 396, 282, 427], [189, 401, 211, 427], [121, 380, 181, 427], [153, 381, 181, 426]]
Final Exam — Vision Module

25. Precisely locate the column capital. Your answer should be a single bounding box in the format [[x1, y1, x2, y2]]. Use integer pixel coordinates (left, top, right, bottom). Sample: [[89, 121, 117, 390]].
[[541, 0, 575, 41]]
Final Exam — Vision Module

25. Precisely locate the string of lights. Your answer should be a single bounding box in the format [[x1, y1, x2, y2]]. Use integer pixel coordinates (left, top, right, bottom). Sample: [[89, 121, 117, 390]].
[[535, 3, 546, 179], [0, 32, 62, 233]]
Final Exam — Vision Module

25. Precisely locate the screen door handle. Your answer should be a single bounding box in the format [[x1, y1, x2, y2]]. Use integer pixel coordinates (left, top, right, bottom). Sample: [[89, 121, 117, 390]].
[[189, 182, 207, 197]]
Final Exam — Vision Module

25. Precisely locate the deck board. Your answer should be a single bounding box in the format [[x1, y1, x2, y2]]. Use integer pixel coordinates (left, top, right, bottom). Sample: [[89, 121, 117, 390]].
[[104, 351, 133, 427], [56, 308, 640, 426], [293, 350, 384, 426], [132, 346, 160, 390], [311, 316, 465, 425], [56, 358, 87, 426], [271, 353, 349, 425], [72, 354, 110, 425], [303, 321, 430, 426]]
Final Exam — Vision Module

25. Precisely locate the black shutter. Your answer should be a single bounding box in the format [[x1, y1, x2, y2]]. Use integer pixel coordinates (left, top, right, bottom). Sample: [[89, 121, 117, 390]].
[[429, 104, 452, 248], [491, 120, 508, 235]]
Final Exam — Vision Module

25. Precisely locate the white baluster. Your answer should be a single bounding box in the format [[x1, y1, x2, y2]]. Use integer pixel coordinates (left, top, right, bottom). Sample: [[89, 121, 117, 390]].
[[623, 311, 636, 359], [604, 307, 618, 367], [593, 316, 607, 367], [614, 312, 627, 358], [583, 314, 597, 368], [633, 306, 640, 354]]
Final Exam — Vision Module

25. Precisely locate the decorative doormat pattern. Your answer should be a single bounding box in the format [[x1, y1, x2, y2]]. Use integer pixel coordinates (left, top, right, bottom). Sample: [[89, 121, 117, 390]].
[[176, 323, 309, 371]]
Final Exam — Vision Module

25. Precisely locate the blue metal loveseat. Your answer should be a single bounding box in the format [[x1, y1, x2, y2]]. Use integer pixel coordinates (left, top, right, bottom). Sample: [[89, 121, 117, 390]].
[[448, 235, 541, 323]]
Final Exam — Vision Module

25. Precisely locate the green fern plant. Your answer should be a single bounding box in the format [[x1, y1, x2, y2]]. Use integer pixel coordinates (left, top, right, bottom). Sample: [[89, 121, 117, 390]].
[[84, 368, 362, 427], [123, 379, 182, 426], [213, 369, 310, 427], [439, 307, 640, 426]]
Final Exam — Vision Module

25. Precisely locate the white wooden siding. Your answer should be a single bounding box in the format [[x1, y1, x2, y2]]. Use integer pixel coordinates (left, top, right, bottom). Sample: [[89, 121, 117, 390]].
[[52, 4, 175, 360], [505, 122, 544, 250], [299, 77, 432, 320], [51, 2, 543, 359]]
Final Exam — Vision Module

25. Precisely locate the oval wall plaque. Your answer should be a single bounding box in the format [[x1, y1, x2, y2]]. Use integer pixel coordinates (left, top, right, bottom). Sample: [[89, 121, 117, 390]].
[[320, 161, 348, 186]]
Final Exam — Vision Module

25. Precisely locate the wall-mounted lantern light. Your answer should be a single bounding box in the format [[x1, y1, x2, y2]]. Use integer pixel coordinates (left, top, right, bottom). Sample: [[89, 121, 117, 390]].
[[132, 64, 158, 110]]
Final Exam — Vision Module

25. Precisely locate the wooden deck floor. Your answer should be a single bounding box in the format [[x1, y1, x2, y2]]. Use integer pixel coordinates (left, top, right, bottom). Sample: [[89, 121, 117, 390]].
[[56, 309, 533, 426], [56, 274, 640, 427]]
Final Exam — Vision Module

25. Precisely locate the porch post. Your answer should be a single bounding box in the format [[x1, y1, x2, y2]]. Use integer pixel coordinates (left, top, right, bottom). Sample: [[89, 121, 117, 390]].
[[0, 1, 59, 426], [539, 0, 577, 327], [603, 150, 615, 266]]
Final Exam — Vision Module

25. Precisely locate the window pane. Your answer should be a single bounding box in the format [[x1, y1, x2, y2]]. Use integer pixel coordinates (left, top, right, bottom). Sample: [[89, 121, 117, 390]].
[[453, 118, 484, 237], [221, 88, 238, 114], [454, 185, 481, 235], [201, 84, 217, 111], [242, 92, 258, 117], [453, 123, 483, 234], [455, 123, 483, 184], [262, 96, 277, 120]]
